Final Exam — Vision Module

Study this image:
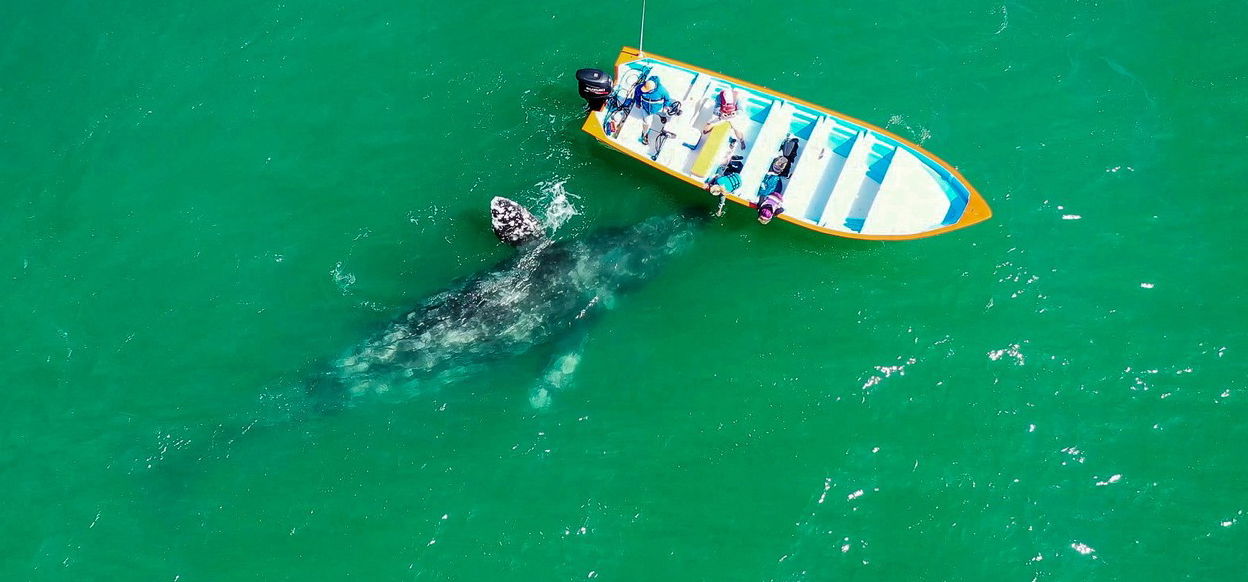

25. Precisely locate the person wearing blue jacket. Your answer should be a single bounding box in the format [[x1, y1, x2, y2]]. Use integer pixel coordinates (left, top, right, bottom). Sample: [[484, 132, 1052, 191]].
[[633, 76, 674, 145]]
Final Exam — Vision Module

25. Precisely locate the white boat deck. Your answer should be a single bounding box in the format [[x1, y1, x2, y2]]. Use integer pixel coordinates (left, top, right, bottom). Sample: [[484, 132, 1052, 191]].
[[591, 58, 974, 237]]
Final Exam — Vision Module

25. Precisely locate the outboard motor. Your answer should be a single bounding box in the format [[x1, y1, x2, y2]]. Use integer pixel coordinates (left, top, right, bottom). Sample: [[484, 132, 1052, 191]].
[[575, 68, 613, 111]]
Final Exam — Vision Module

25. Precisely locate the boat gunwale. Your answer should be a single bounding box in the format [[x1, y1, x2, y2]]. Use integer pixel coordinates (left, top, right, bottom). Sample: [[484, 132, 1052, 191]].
[[584, 46, 991, 241]]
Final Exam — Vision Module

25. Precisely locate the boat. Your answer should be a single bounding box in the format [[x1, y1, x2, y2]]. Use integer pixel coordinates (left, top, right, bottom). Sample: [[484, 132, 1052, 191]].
[[575, 47, 992, 241]]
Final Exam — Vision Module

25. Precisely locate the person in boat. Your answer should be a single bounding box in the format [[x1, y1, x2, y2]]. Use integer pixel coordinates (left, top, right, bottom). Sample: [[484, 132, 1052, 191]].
[[754, 138, 800, 224], [644, 100, 683, 161], [683, 88, 747, 152], [755, 147, 798, 224], [768, 138, 798, 177], [756, 176, 785, 224], [705, 155, 744, 216], [633, 76, 676, 145]]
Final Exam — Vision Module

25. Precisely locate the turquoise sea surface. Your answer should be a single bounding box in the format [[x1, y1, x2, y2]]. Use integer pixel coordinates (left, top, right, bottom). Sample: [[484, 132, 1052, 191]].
[[4, 1, 1246, 580]]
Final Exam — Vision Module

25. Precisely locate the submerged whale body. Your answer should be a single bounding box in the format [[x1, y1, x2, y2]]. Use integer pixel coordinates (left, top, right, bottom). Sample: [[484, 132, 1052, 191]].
[[307, 197, 699, 408], [137, 198, 698, 484]]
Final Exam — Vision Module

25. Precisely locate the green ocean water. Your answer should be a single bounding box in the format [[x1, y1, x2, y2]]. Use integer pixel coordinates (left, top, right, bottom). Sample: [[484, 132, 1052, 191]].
[[4, 0, 1247, 579]]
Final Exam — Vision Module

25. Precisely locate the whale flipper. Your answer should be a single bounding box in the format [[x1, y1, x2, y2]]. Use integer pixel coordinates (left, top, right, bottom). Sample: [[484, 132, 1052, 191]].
[[529, 331, 589, 409]]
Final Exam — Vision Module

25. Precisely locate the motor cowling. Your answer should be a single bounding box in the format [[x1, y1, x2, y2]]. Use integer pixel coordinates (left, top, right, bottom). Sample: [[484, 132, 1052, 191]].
[[575, 68, 613, 111]]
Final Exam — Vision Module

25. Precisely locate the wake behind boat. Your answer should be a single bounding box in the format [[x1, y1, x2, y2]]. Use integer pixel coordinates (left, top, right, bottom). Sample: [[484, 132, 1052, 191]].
[[576, 47, 991, 240]]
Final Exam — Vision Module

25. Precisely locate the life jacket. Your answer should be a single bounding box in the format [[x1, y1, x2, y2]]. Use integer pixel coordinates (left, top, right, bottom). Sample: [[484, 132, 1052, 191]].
[[713, 171, 742, 192], [758, 191, 785, 219], [759, 174, 785, 197], [716, 89, 738, 117]]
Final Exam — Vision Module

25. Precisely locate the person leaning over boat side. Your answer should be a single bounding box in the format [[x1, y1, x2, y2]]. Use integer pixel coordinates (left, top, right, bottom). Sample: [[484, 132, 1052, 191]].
[[756, 173, 785, 224], [683, 88, 747, 152], [705, 155, 744, 217], [754, 138, 798, 224], [633, 76, 675, 145]]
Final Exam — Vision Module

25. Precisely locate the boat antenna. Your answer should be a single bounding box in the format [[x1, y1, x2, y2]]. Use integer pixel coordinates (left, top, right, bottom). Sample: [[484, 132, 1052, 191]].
[[638, 0, 647, 56]]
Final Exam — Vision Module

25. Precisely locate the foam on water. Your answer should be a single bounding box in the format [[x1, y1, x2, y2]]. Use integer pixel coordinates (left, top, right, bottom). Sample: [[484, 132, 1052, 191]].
[[536, 178, 581, 232]]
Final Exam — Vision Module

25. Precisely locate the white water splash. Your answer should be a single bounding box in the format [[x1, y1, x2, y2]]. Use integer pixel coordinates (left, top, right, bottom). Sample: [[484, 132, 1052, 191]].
[[988, 343, 1027, 365], [1095, 474, 1122, 486], [816, 478, 832, 504], [330, 261, 356, 294], [994, 5, 1009, 35], [885, 114, 932, 144], [1070, 542, 1096, 556], [536, 179, 581, 232], [1060, 446, 1086, 464], [861, 357, 917, 391]]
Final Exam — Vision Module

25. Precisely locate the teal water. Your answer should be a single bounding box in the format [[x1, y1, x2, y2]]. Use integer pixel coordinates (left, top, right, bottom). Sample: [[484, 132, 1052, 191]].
[[4, 1, 1247, 580]]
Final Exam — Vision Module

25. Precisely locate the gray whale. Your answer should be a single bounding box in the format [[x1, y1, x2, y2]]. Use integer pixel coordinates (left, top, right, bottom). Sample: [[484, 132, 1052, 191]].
[[137, 197, 703, 489], [307, 197, 700, 409]]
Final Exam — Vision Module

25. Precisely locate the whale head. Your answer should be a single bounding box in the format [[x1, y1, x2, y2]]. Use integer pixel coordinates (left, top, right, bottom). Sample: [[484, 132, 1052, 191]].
[[491, 196, 546, 248]]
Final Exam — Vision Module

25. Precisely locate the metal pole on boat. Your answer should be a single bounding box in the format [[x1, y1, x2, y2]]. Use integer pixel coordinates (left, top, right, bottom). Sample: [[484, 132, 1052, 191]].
[[638, 0, 647, 56]]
